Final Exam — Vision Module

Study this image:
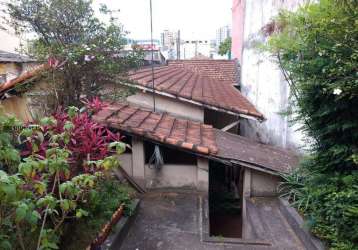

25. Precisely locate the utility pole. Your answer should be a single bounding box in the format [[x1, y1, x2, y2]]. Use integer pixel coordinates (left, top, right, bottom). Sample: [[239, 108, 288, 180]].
[[195, 40, 198, 57], [176, 30, 181, 60]]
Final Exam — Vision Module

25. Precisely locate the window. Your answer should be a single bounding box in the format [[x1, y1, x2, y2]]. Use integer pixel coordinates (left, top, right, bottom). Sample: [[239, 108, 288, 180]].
[[0, 74, 6, 84], [144, 141, 197, 165]]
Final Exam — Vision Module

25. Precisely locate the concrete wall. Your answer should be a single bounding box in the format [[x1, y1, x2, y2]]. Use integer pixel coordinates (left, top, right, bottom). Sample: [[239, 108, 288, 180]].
[[244, 168, 281, 197], [118, 153, 133, 176], [232, 0, 306, 151], [145, 163, 198, 189], [119, 137, 209, 191], [197, 157, 209, 192], [127, 92, 204, 122]]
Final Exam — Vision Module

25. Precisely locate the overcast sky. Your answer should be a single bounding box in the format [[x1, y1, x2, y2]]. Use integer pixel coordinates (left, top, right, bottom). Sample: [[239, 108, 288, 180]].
[[94, 0, 232, 41]]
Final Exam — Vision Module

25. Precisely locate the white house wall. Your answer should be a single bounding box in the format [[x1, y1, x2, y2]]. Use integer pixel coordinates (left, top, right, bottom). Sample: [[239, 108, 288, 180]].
[[240, 0, 306, 151], [127, 92, 204, 122]]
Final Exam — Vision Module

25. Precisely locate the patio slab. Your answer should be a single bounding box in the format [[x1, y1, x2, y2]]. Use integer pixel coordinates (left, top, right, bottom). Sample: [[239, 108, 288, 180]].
[[118, 190, 270, 250]]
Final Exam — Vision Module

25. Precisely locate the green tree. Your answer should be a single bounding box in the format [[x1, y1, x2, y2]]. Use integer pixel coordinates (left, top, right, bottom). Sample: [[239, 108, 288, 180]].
[[265, 0, 358, 249], [218, 37, 232, 58], [4, 0, 142, 108]]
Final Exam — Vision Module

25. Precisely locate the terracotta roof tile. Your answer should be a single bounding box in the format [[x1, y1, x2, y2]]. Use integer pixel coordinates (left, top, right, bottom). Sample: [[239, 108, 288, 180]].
[[94, 102, 298, 174], [167, 60, 238, 84], [214, 130, 299, 174], [0, 64, 49, 95], [125, 62, 264, 120], [92, 102, 218, 155]]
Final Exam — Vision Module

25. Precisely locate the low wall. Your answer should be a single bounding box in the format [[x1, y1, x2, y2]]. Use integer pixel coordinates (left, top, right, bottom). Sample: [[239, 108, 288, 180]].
[[145, 164, 198, 189]]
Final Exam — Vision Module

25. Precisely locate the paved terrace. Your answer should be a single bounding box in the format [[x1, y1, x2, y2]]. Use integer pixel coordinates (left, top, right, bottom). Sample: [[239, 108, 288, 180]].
[[117, 191, 313, 250]]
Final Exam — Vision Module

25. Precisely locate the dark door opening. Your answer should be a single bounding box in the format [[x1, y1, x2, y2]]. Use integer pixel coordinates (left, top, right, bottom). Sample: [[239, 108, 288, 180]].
[[209, 161, 243, 238]]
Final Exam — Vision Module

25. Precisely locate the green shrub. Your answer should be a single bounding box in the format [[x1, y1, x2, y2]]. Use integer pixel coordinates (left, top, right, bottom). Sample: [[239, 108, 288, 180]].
[[265, 0, 358, 248], [0, 107, 126, 249], [60, 178, 135, 250]]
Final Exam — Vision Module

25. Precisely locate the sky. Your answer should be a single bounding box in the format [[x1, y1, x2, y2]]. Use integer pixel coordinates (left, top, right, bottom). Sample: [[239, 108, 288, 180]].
[[93, 0, 232, 41]]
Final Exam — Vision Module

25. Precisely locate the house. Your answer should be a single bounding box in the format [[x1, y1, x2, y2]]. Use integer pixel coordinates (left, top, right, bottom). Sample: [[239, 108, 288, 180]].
[[97, 59, 294, 193], [92, 59, 323, 248], [121, 60, 263, 133], [0, 62, 49, 121], [231, 0, 306, 151], [0, 50, 38, 83]]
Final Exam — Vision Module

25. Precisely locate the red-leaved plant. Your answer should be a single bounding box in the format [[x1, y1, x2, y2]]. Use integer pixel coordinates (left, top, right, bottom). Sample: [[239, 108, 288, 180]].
[[81, 96, 108, 114], [21, 97, 123, 176]]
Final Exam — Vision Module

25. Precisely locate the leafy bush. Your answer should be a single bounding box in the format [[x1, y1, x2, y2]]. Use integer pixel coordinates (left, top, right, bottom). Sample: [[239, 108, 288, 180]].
[[0, 101, 127, 249], [60, 178, 135, 250], [265, 0, 358, 248]]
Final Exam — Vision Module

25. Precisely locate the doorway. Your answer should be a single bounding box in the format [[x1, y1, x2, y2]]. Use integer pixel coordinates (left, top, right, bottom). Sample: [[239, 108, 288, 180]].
[[208, 161, 243, 238]]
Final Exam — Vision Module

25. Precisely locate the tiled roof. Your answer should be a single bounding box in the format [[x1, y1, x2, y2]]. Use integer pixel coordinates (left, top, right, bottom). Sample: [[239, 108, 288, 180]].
[[0, 64, 49, 95], [167, 60, 238, 84], [0, 50, 35, 63], [92, 102, 218, 155], [93, 102, 298, 174], [215, 130, 299, 174], [125, 63, 264, 120]]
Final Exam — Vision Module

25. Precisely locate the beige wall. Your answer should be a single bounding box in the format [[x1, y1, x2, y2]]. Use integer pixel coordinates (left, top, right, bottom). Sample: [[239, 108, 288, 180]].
[[127, 92, 204, 122], [0, 96, 33, 122], [119, 137, 209, 191]]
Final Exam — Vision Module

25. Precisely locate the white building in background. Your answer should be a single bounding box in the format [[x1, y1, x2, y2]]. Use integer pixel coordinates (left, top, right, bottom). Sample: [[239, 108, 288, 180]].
[[181, 40, 211, 59], [160, 30, 179, 60], [216, 25, 231, 49], [160, 30, 178, 50]]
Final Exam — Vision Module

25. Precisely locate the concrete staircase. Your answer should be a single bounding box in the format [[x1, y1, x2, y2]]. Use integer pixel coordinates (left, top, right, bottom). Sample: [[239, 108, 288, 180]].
[[244, 197, 325, 250]]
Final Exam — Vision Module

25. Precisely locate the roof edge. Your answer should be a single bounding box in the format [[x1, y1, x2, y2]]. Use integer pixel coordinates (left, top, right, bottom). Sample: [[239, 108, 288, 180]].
[[119, 80, 265, 122]]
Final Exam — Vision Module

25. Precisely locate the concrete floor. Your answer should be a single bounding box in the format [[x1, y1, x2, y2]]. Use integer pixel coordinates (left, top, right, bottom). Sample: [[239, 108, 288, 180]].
[[118, 191, 271, 250]]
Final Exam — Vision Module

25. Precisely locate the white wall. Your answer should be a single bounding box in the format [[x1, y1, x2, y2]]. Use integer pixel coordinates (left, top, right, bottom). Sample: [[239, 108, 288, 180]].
[[127, 92, 204, 122], [240, 0, 306, 151]]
